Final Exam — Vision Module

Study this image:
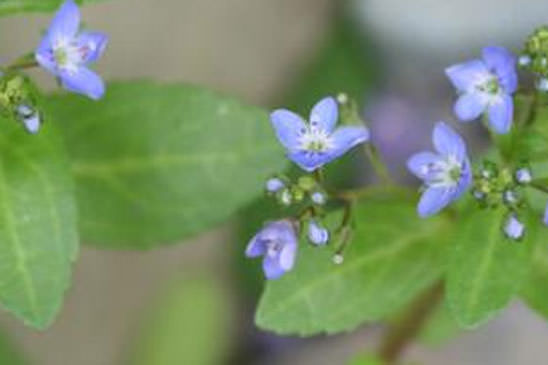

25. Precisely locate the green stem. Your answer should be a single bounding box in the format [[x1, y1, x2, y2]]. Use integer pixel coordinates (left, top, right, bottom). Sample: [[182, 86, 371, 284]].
[[364, 143, 393, 185], [4, 54, 39, 72], [378, 280, 444, 364]]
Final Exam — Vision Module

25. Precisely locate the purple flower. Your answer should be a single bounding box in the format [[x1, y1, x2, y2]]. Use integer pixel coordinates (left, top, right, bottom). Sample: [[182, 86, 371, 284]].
[[446, 46, 517, 134], [504, 214, 524, 240], [407, 122, 472, 217], [245, 220, 298, 280], [35, 0, 108, 100], [270, 97, 369, 172], [307, 220, 329, 246]]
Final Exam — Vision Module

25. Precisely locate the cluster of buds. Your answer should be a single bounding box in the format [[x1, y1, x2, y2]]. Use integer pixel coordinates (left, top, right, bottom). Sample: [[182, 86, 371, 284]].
[[472, 161, 532, 240], [0, 72, 42, 134], [265, 175, 327, 209], [520, 26, 548, 91]]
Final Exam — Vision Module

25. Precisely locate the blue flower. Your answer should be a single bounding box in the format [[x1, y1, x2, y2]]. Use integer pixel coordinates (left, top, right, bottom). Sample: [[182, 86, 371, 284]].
[[446, 46, 517, 134], [265, 177, 285, 193], [245, 220, 298, 280], [16, 104, 41, 134], [504, 214, 524, 240], [307, 219, 329, 246], [407, 122, 472, 217], [270, 97, 369, 172], [35, 0, 108, 100]]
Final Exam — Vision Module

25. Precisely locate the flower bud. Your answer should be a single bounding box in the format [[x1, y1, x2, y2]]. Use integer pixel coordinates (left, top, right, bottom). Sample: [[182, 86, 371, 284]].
[[503, 214, 525, 241], [515, 168, 532, 184], [307, 220, 329, 246], [278, 189, 292, 206], [310, 191, 327, 205], [332, 254, 344, 265], [265, 177, 285, 193]]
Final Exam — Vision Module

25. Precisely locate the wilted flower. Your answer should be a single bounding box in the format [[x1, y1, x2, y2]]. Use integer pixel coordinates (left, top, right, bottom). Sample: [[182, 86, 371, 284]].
[[245, 220, 298, 280]]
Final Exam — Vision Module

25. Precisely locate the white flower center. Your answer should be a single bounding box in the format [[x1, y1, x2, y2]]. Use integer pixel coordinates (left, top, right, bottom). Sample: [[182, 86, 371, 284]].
[[298, 126, 333, 153], [52, 37, 88, 74], [421, 154, 462, 188], [266, 240, 283, 257]]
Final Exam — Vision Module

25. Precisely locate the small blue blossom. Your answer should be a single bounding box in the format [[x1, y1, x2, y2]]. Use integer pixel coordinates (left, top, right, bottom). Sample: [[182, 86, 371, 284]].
[[407, 122, 472, 217], [515, 168, 532, 184], [270, 97, 369, 172], [35, 0, 108, 100], [16, 104, 41, 134], [518, 55, 531, 67], [310, 191, 326, 205], [504, 214, 524, 240], [245, 220, 298, 280], [544, 203, 548, 227], [446, 46, 517, 134], [307, 220, 329, 246], [265, 177, 285, 193]]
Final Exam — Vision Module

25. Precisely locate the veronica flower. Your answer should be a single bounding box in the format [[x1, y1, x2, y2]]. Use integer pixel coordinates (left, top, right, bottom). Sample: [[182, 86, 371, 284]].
[[446, 46, 517, 134], [245, 220, 298, 280], [407, 122, 472, 217], [270, 97, 369, 172], [35, 0, 108, 100]]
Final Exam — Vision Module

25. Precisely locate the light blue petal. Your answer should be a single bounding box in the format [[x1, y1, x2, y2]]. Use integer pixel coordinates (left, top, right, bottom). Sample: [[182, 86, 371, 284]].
[[417, 187, 452, 217], [287, 151, 331, 172], [407, 151, 441, 180], [432, 122, 467, 161], [454, 92, 488, 122], [270, 109, 306, 150], [445, 59, 489, 92], [488, 94, 513, 134], [60, 67, 105, 100], [309, 96, 338, 133], [454, 158, 473, 199], [263, 256, 285, 280], [482, 46, 518, 93], [22, 114, 41, 134], [544, 203, 548, 226], [245, 235, 265, 258], [330, 125, 369, 154], [77, 31, 109, 64], [35, 44, 57, 75], [48, 0, 80, 41], [279, 242, 297, 271]]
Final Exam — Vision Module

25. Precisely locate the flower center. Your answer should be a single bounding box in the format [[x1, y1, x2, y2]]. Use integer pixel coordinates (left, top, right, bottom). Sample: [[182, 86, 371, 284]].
[[477, 74, 501, 95], [52, 38, 89, 73], [422, 155, 462, 188], [298, 127, 333, 153], [266, 240, 283, 257]]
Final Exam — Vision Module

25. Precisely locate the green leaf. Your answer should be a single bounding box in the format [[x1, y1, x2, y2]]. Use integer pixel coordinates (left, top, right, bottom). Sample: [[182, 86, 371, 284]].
[[418, 299, 461, 347], [447, 209, 533, 329], [129, 276, 231, 365], [347, 354, 384, 365], [0, 117, 78, 329], [0, 0, 105, 16], [521, 229, 548, 319], [47, 81, 284, 248], [0, 329, 27, 364], [255, 190, 450, 335]]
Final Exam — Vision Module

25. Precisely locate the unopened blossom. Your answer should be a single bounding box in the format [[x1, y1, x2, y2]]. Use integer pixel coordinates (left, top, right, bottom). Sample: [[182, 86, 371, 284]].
[[35, 0, 108, 99], [446, 46, 517, 134], [270, 96, 369, 172], [504, 214, 525, 240], [307, 220, 329, 246], [265, 177, 285, 193], [407, 122, 472, 217]]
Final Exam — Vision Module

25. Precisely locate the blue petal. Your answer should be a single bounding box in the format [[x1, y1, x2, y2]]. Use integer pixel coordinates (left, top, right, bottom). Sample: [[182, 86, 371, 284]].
[[330, 125, 369, 155], [454, 93, 488, 122], [407, 151, 441, 180], [432, 122, 467, 161], [309, 96, 338, 133], [287, 151, 331, 172], [47, 0, 80, 41], [544, 203, 548, 226], [245, 235, 265, 258], [279, 242, 297, 271], [22, 114, 41, 134], [270, 109, 306, 150], [488, 94, 513, 134], [417, 187, 453, 217], [77, 32, 109, 64], [445, 60, 489, 92], [454, 158, 473, 198], [60, 68, 105, 100], [35, 44, 57, 75], [263, 256, 286, 280], [482, 46, 517, 93]]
